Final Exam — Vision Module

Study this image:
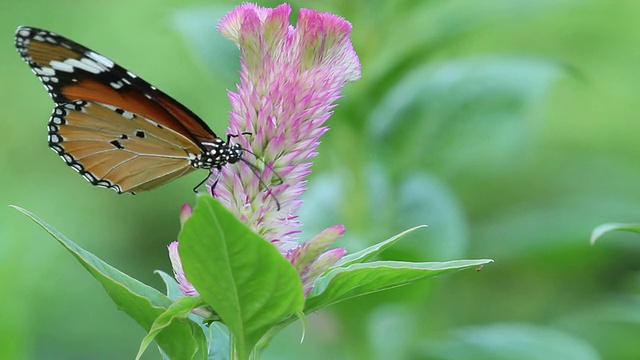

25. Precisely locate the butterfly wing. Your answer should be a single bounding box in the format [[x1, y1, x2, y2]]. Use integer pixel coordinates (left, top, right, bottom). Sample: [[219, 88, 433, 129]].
[[15, 26, 219, 193], [50, 100, 201, 193]]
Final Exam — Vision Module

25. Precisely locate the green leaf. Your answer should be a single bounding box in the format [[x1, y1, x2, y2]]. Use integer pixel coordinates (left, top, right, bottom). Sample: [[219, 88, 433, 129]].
[[11, 206, 207, 360], [305, 259, 493, 313], [206, 322, 231, 360], [590, 223, 640, 245], [179, 195, 305, 360], [336, 225, 427, 267], [156, 270, 184, 301], [136, 296, 205, 360]]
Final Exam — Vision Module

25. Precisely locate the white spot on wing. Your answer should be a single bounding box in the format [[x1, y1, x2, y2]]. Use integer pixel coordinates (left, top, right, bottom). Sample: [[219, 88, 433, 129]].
[[75, 58, 102, 73], [87, 51, 114, 68], [120, 111, 134, 120], [50, 60, 74, 73], [35, 67, 56, 76], [18, 29, 30, 37]]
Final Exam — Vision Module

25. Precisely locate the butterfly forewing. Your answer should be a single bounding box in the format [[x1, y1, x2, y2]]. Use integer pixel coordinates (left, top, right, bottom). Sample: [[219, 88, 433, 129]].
[[15, 26, 228, 193]]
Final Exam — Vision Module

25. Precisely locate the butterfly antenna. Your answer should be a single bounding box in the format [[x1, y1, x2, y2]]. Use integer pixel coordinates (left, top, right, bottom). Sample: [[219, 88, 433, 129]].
[[239, 157, 282, 211], [227, 132, 283, 210], [241, 148, 285, 186], [227, 132, 284, 184]]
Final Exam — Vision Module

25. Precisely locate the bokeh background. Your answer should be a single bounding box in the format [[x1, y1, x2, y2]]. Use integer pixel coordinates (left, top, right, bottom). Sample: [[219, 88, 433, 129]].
[[2, 0, 640, 359]]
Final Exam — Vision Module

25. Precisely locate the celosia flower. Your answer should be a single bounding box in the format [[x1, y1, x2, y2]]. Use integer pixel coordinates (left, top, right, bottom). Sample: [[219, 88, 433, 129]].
[[168, 241, 199, 297], [170, 3, 360, 297], [288, 225, 347, 294]]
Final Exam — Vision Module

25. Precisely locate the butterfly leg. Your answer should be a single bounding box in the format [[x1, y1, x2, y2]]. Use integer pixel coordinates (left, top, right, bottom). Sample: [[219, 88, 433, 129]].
[[193, 169, 214, 193]]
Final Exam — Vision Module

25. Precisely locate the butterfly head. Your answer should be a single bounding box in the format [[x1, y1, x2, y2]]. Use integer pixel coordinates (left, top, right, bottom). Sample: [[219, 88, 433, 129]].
[[226, 142, 244, 165]]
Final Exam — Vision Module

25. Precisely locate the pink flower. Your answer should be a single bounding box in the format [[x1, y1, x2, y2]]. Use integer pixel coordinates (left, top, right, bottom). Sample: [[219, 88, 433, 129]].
[[214, 3, 360, 250], [288, 225, 347, 294], [168, 241, 199, 297], [169, 3, 359, 297]]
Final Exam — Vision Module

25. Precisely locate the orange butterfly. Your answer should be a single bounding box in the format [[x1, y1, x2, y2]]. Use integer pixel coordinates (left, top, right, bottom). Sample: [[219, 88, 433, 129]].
[[15, 26, 243, 194]]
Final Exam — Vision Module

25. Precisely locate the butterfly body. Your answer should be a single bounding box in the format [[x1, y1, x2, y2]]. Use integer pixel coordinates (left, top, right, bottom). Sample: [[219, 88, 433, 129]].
[[15, 26, 241, 194]]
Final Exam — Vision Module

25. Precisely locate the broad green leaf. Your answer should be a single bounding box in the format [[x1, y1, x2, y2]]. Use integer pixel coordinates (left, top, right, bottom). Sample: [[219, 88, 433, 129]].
[[336, 226, 427, 268], [136, 296, 205, 360], [590, 223, 640, 245], [305, 259, 493, 313], [12, 206, 207, 360], [179, 195, 305, 360]]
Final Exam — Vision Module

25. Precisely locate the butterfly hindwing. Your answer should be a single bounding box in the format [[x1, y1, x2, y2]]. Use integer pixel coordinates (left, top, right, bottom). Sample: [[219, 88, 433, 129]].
[[49, 100, 201, 193]]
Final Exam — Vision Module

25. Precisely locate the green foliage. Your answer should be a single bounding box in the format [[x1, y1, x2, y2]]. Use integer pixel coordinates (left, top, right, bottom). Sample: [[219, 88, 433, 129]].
[[13, 196, 490, 359], [178, 195, 305, 359], [136, 296, 205, 360], [11, 206, 208, 360], [591, 223, 640, 245], [336, 225, 427, 267], [305, 259, 492, 313]]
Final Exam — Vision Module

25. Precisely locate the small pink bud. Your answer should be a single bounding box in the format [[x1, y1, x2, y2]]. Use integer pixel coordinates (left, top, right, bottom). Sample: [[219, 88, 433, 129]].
[[179, 204, 192, 229], [167, 241, 199, 297]]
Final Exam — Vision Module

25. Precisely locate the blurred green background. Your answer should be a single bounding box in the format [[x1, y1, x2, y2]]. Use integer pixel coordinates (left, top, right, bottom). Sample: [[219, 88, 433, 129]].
[[2, 0, 640, 359]]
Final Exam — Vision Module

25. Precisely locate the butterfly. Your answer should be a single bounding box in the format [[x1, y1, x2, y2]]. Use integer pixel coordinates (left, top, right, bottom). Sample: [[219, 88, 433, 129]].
[[14, 26, 244, 194]]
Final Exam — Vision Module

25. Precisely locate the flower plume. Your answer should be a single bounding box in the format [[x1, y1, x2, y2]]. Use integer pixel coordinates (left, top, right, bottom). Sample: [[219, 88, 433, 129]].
[[214, 3, 360, 250]]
